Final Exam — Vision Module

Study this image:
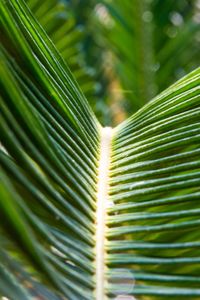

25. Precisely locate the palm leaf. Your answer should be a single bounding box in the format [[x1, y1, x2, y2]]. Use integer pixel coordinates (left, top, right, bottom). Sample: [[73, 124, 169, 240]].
[[0, 0, 200, 299]]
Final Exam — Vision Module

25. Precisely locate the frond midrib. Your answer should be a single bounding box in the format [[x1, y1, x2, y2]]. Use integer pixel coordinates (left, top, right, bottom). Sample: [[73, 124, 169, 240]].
[[94, 127, 113, 300]]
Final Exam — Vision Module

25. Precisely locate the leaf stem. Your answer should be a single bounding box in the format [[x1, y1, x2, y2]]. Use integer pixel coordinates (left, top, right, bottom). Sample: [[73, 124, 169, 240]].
[[94, 127, 112, 300]]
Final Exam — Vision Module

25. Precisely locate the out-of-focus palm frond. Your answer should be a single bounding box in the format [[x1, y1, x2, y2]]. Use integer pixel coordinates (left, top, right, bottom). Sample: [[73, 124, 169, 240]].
[[98, 0, 200, 117]]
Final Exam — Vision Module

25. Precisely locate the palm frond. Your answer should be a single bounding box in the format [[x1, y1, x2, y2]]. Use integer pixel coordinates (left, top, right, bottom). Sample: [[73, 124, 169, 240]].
[[1, 0, 200, 299]]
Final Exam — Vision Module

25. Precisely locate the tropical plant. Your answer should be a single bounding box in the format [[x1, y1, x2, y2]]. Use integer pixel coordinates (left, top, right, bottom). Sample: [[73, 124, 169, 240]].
[[0, 0, 200, 300]]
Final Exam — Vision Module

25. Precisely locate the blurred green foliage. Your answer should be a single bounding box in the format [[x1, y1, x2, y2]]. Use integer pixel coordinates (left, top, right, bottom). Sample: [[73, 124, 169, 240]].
[[96, 0, 200, 123]]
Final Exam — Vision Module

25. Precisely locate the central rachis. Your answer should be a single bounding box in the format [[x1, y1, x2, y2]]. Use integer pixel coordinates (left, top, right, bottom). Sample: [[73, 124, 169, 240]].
[[94, 127, 113, 300]]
